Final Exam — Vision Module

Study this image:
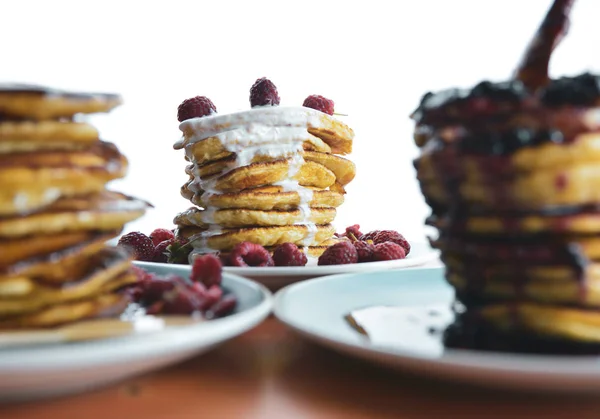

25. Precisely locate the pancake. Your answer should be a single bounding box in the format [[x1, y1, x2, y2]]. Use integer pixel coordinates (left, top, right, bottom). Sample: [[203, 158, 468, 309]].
[[175, 106, 354, 155], [185, 133, 332, 166], [174, 206, 336, 228], [201, 159, 336, 192], [463, 302, 600, 344], [427, 210, 600, 235], [192, 188, 344, 211], [0, 232, 117, 284], [0, 290, 131, 329], [0, 191, 148, 238], [0, 120, 99, 153], [448, 268, 600, 308], [0, 141, 128, 216], [187, 224, 336, 251], [0, 83, 122, 120], [0, 248, 134, 317]]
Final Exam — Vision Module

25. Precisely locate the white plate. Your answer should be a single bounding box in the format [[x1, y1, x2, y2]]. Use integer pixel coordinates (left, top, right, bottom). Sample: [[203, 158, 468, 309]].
[[274, 267, 600, 394], [0, 265, 272, 403], [136, 242, 439, 290]]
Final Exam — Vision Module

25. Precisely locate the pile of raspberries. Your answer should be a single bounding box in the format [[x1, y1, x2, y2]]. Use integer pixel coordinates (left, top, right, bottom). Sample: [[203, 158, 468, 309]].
[[118, 225, 409, 267]]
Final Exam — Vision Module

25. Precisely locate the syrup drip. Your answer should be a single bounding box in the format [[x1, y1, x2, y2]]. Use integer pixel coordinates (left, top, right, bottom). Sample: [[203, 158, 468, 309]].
[[513, 0, 577, 93]]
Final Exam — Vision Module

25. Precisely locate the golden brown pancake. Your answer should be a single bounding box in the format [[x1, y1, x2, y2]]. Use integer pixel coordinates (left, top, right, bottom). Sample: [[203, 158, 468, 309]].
[[174, 206, 336, 228], [0, 83, 122, 120], [186, 224, 336, 251], [0, 248, 134, 316], [0, 120, 99, 153], [0, 232, 118, 284], [192, 188, 344, 211], [0, 290, 131, 329], [0, 191, 148, 238]]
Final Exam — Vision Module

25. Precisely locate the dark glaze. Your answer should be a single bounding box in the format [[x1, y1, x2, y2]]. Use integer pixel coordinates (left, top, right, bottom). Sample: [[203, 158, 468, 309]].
[[0, 83, 121, 101], [513, 0, 577, 92], [541, 73, 600, 107]]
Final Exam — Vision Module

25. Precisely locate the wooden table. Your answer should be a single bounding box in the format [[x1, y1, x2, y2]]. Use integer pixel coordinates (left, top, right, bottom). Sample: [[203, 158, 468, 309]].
[[2, 317, 599, 419]]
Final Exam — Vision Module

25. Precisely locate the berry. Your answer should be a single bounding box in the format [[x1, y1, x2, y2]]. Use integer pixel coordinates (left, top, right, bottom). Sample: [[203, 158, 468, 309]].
[[318, 241, 358, 265], [228, 242, 274, 267], [149, 228, 175, 247], [302, 95, 334, 115], [117, 232, 155, 261], [272, 243, 308, 267], [360, 230, 411, 255], [191, 254, 223, 287], [250, 77, 280, 107], [353, 240, 375, 263], [167, 237, 193, 264], [152, 239, 174, 263], [343, 224, 362, 240], [373, 242, 406, 261], [205, 294, 237, 319], [177, 96, 217, 122]]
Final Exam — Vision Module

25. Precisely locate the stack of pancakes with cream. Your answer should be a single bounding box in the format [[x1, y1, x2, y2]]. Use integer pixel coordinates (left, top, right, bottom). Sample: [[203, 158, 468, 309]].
[[413, 73, 600, 353], [173, 106, 355, 260], [0, 84, 147, 329]]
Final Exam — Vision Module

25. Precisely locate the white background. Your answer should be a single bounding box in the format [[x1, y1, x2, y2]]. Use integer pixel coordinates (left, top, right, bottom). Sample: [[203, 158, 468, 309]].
[[2, 0, 599, 243]]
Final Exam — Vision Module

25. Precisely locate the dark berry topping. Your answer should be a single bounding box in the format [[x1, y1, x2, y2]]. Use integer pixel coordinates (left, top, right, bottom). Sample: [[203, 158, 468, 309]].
[[250, 78, 280, 107], [177, 96, 217, 122], [540, 72, 600, 107], [411, 80, 529, 125], [455, 128, 565, 155]]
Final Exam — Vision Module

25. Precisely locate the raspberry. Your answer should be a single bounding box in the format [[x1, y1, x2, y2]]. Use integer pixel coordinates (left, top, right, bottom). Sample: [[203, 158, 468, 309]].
[[149, 228, 175, 247], [117, 231, 155, 261], [353, 240, 375, 263], [318, 241, 358, 265], [177, 96, 217, 122], [205, 294, 237, 319], [343, 224, 362, 240], [167, 237, 193, 264], [250, 77, 280, 107], [272, 243, 308, 267], [228, 242, 274, 267], [152, 239, 174, 263], [373, 242, 406, 261], [302, 95, 335, 115], [191, 254, 223, 287], [360, 230, 411, 255]]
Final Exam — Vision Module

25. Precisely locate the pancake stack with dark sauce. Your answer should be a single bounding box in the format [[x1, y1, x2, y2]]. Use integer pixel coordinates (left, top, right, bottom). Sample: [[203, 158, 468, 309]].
[[412, 0, 600, 353]]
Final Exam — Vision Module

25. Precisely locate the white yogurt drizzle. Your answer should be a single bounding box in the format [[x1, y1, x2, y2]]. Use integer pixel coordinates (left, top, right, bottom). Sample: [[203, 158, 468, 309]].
[[177, 107, 325, 258]]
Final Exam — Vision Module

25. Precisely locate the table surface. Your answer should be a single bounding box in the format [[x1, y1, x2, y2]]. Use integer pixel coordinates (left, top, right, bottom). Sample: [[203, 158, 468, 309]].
[[2, 317, 600, 419]]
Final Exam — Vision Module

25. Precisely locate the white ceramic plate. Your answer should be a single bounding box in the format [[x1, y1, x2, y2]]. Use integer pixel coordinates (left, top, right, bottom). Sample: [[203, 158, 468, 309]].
[[136, 242, 439, 290], [274, 267, 600, 394], [0, 265, 272, 403]]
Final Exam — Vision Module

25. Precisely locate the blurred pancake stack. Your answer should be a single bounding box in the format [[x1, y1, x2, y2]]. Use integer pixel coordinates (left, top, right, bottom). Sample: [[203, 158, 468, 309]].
[[173, 81, 356, 261], [412, 0, 600, 352], [0, 84, 148, 329]]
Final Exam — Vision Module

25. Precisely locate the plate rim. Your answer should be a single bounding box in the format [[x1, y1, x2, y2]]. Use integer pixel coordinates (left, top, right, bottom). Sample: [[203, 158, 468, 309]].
[[0, 270, 273, 371], [134, 242, 440, 278], [272, 267, 600, 379]]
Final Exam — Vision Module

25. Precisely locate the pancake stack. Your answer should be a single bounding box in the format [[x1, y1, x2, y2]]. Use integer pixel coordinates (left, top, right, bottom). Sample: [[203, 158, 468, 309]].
[[173, 106, 355, 260], [0, 84, 148, 329]]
